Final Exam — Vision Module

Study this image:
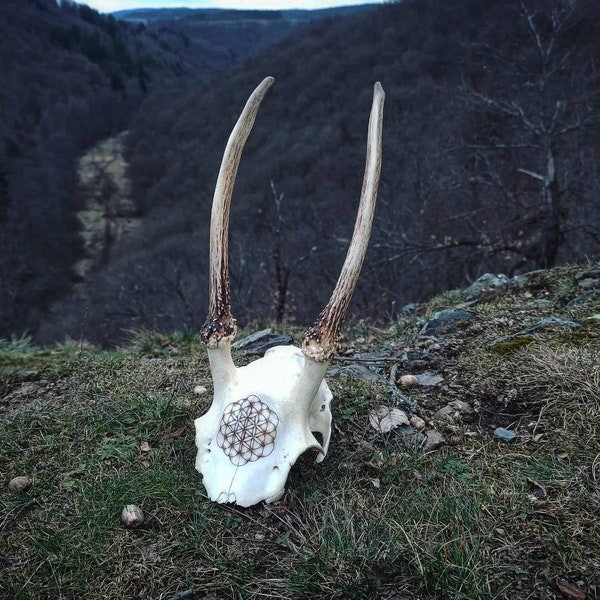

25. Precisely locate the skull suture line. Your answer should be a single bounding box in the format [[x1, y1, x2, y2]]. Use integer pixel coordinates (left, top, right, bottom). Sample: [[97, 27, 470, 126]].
[[194, 77, 384, 507]]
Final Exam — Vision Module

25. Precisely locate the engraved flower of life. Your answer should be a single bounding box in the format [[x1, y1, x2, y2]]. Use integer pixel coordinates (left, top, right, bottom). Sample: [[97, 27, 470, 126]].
[[217, 395, 279, 466]]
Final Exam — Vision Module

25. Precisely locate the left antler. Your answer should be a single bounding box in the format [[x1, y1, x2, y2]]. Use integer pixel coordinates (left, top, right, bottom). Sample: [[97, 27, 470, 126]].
[[200, 76, 275, 348]]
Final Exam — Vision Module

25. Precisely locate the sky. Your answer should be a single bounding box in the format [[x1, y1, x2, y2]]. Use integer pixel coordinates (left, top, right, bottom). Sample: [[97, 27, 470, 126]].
[[81, 0, 384, 13]]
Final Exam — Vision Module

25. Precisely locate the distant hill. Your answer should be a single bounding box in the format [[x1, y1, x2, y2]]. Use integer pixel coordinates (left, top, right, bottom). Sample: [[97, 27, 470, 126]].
[[113, 5, 381, 68]]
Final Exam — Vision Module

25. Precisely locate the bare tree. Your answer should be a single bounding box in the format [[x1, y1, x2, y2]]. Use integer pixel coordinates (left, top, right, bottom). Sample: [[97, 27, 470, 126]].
[[461, 0, 598, 268]]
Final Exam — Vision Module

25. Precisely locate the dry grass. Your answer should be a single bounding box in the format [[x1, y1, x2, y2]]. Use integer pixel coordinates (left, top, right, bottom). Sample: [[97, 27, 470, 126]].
[[1, 264, 599, 599]]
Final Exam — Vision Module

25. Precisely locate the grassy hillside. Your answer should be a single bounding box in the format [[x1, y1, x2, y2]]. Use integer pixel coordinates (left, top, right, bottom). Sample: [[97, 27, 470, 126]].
[[2, 262, 598, 599]]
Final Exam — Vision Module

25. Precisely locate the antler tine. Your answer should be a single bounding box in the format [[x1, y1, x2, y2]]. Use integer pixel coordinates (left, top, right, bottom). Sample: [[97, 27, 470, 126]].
[[303, 82, 385, 362], [200, 76, 275, 347]]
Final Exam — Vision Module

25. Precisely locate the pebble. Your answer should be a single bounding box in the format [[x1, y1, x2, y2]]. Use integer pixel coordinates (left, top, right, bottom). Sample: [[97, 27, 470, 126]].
[[121, 504, 144, 528], [494, 427, 517, 442], [8, 476, 32, 492], [409, 416, 426, 430], [399, 374, 418, 388]]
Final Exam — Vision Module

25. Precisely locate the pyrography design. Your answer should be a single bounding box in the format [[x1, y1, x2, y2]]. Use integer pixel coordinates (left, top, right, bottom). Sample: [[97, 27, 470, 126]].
[[217, 395, 279, 466]]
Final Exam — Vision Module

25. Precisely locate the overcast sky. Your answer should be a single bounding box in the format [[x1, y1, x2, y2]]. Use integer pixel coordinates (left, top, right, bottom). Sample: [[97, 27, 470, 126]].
[[81, 0, 384, 13]]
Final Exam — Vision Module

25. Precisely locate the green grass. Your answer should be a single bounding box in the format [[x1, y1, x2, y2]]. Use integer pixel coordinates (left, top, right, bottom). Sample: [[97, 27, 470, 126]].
[[1, 263, 599, 599]]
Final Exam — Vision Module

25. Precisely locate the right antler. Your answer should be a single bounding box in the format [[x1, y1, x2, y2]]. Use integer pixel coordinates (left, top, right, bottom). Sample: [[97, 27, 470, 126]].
[[303, 82, 385, 362]]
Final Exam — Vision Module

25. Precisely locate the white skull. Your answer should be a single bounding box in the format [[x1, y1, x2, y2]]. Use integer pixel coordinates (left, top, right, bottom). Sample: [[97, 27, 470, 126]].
[[194, 76, 384, 506], [195, 345, 332, 507]]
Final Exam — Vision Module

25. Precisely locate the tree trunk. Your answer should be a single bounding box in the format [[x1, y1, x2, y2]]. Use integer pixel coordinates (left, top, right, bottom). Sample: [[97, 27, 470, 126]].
[[537, 144, 560, 269]]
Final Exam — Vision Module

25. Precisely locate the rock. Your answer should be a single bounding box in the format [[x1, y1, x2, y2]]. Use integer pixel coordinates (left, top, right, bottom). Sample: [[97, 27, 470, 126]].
[[193, 385, 208, 395], [433, 400, 472, 422], [464, 273, 509, 299], [399, 374, 418, 388], [232, 329, 293, 355], [433, 405, 455, 421], [494, 427, 517, 442], [410, 416, 427, 430], [415, 372, 444, 386], [121, 504, 144, 528], [421, 429, 444, 453], [419, 309, 474, 337], [8, 476, 32, 492], [327, 364, 383, 382], [449, 400, 473, 414], [578, 277, 600, 290]]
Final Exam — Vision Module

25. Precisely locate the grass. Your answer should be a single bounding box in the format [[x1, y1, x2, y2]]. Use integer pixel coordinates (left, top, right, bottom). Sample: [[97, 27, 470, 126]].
[[1, 262, 599, 599]]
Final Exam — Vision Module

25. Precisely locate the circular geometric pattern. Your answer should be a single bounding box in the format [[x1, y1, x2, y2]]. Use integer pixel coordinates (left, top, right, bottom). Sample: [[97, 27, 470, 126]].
[[216, 395, 279, 466]]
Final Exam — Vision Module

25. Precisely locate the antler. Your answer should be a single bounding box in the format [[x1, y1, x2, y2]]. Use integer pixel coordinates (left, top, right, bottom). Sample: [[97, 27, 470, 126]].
[[303, 82, 385, 362], [200, 76, 275, 348]]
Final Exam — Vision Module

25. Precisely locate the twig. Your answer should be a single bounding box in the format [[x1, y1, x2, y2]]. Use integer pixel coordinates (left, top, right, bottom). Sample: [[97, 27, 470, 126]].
[[333, 355, 405, 363], [387, 363, 423, 416]]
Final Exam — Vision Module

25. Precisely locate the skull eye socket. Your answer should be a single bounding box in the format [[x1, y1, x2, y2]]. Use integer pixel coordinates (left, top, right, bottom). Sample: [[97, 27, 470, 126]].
[[216, 395, 280, 466]]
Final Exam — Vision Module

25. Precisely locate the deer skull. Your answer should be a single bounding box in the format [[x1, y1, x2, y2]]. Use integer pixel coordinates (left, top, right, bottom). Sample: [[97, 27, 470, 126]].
[[195, 76, 385, 507]]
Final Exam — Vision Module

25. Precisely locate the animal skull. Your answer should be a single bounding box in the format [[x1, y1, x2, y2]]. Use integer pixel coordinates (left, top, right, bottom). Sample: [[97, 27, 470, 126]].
[[195, 76, 385, 507]]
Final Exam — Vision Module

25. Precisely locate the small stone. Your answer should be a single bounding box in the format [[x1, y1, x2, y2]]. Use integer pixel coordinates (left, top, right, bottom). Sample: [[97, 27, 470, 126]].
[[578, 277, 600, 290], [416, 372, 444, 386], [419, 309, 474, 337], [399, 374, 418, 388], [8, 476, 32, 492], [464, 273, 509, 299], [174, 398, 192, 410], [432, 404, 455, 421], [410, 416, 426, 430], [421, 429, 444, 452], [193, 385, 208, 395], [121, 504, 144, 528], [448, 400, 473, 414], [494, 427, 517, 442]]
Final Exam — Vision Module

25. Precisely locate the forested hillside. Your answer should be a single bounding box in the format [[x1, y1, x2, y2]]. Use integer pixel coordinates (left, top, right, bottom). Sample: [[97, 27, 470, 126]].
[[116, 5, 380, 69], [2, 0, 598, 346], [39, 0, 600, 345], [0, 0, 205, 339]]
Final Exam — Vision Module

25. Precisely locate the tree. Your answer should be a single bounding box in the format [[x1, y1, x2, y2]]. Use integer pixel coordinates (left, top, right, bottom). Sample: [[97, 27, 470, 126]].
[[460, 0, 599, 269]]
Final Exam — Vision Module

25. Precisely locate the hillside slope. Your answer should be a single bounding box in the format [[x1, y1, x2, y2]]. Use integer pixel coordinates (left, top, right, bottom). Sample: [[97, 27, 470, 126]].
[[2, 262, 599, 599]]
